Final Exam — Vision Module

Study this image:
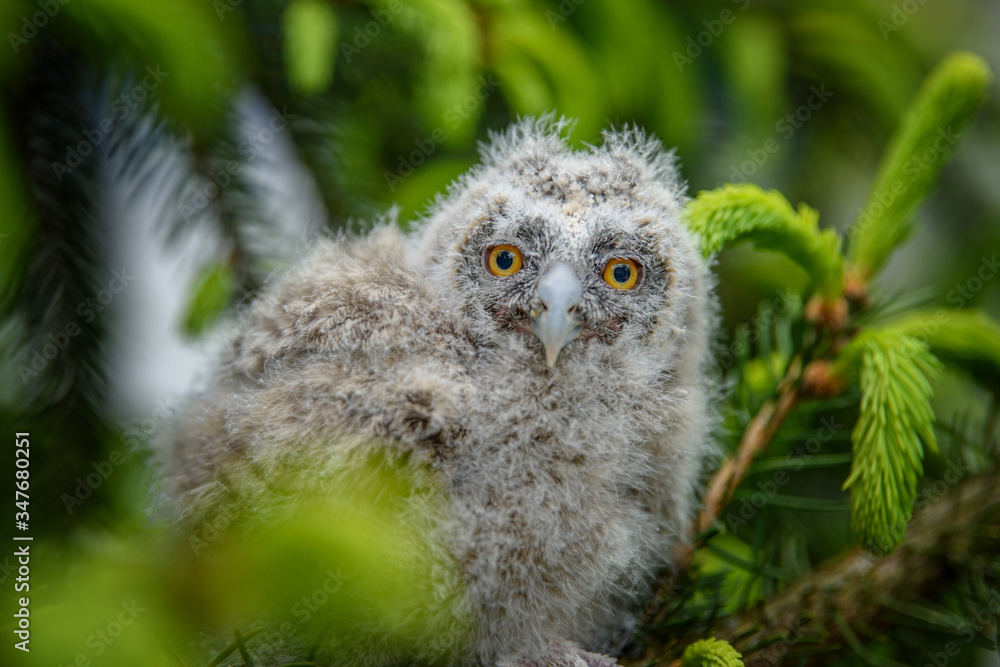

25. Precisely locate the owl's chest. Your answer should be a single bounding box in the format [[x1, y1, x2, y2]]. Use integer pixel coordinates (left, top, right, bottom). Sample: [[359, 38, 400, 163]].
[[456, 353, 663, 469], [440, 349, 665, 518], [445, 371, 652, 563], [440, 420, 651, 638]]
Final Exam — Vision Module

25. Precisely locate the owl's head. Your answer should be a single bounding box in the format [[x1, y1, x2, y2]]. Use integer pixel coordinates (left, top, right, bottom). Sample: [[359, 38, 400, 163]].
[[412, 116, 710, 374]]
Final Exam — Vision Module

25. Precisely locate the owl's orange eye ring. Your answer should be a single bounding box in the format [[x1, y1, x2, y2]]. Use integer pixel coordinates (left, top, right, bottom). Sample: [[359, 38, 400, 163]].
[[602, 258, 641, 290], [486, 244, 523, 277]]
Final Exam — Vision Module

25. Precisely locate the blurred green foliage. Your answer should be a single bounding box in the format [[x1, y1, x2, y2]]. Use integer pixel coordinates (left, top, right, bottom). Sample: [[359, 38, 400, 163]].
[[685, 183, 843, 297], [284, 0, 340, 94], [183, 261, 238, 337], [0, 448, 471, 666], [848, 52, 992, 281], [0, 0, 999, 665], [838, 328, 942, 552]]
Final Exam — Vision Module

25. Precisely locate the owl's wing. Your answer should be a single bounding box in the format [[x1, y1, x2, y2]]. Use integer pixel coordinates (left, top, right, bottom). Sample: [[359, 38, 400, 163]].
[[157, 227, 478, 667], [161, 225, 476, 501]]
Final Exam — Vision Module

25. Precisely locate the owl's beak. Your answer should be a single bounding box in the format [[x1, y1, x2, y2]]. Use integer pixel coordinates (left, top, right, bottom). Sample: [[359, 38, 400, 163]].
[[530, 262, 583, 367]]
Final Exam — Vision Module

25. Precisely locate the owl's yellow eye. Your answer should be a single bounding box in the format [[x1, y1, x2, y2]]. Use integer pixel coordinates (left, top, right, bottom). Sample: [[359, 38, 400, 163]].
[[487, 244, 523, 276], [602, 258, 640, 290]]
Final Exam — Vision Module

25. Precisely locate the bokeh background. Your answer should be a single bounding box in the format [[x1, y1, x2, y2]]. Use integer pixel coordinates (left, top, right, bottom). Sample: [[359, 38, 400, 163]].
[[0, 0, 998, 665]]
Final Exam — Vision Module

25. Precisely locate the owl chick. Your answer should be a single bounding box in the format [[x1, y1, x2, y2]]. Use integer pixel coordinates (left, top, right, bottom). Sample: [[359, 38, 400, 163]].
[[162, 116, 716, 667]]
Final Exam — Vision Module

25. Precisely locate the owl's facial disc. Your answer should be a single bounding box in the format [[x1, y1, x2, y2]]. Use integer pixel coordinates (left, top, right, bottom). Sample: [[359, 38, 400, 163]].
[[530, 262, 583, 367]]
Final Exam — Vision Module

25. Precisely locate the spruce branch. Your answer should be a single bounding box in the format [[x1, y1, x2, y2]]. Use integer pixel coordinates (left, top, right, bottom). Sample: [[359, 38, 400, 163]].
[[646, 359, 806, 628], [847, 52, 992, 284], [697, 357, 803, 537], [683, 184, 843, 298], [887, 309, 1000, 389], [629, 469, 1000, 666], [836, 330, 943, 552]]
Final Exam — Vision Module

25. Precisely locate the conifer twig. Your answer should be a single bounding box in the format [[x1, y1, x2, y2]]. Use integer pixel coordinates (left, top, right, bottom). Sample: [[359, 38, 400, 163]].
[[696, 361, 802, 536], [645, 358, 803, 627], [631, 469, 1000, 666]]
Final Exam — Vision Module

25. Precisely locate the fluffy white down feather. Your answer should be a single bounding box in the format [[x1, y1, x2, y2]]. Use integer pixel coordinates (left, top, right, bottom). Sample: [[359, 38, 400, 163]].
[[161, 116, 718, 667]]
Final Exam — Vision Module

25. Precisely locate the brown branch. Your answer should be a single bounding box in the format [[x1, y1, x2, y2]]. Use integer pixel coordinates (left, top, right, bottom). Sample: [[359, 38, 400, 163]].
[[644, 359, 805, 627], [628, 469, 1000, 666], [691, 295, 854, 545], [696, 367, 801, 536]]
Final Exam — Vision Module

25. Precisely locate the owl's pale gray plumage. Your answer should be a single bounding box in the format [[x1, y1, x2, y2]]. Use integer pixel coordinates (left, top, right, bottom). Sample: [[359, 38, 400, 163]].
[[162, 116, 716, 667]]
